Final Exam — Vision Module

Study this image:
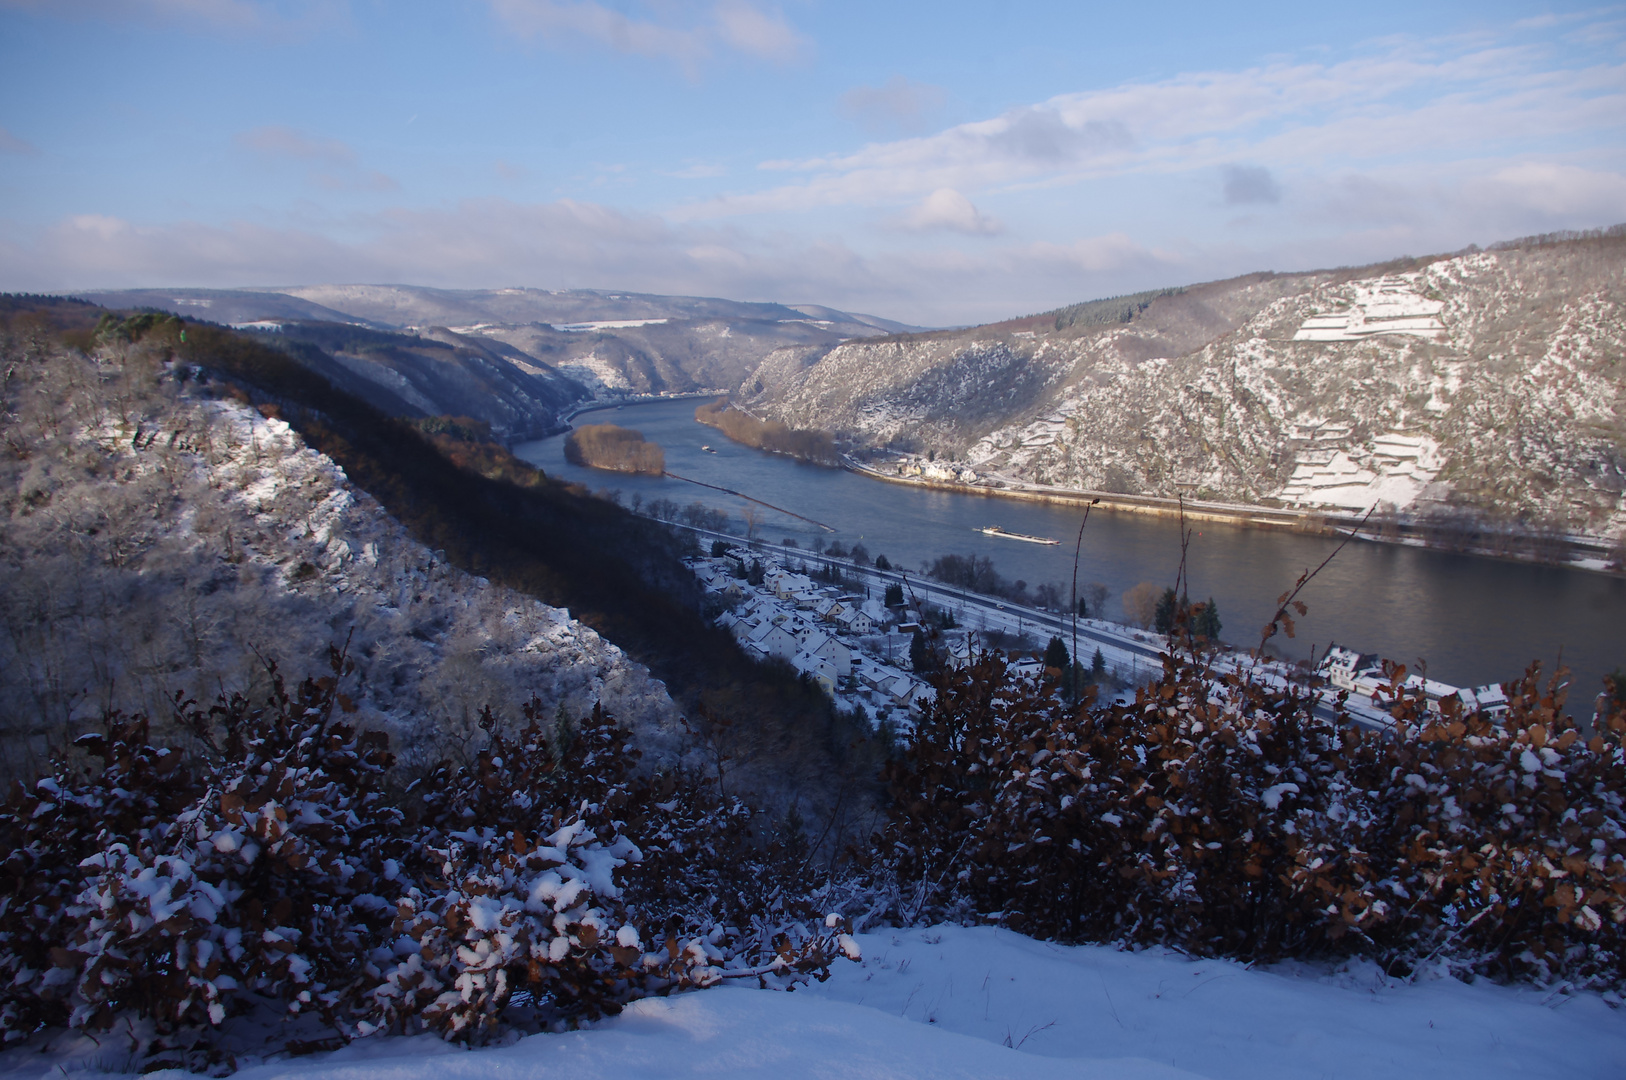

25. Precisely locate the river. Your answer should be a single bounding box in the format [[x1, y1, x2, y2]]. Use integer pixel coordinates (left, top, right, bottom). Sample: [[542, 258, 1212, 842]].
[[516, 398, 1625, 705]]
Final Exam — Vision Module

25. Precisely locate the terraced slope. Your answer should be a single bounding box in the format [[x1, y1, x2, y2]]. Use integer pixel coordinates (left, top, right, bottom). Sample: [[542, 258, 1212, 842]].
[[743, 235, 1626, 541]]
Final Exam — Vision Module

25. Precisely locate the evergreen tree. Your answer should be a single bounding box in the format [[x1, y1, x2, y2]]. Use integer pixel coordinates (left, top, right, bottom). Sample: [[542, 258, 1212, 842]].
[[909, 628, 936, 674], [884, 583, 904, 606], [1092, 647, 1107, 680], [874, 554, 892, 571], [1154, 587, 1179, 635], [1194, 597, 1222, 642], [1043, 635, 1070, 673]]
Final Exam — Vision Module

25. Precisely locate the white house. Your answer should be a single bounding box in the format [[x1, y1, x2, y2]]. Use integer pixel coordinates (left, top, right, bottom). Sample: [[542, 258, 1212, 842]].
[[798, 629, 852, 677], [791, 650, 838, 694], [771, 572, 814, 600], [746, 621, 799, 660], [835, 608, 873, 635], [815, 597, 847, 622]]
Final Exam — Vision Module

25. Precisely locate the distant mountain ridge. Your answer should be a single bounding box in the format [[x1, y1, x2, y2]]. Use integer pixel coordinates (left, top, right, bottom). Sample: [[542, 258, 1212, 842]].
[[74, 284, 920, 438]]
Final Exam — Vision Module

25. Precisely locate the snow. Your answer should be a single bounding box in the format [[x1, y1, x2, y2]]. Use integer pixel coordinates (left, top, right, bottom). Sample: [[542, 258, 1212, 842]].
[[558, 352, 635, 392], [1276, 432, 1444, 511], [551, 319, 670, 332], [1291, 275, 1446, 342], [8, 924, 1621, 1079]]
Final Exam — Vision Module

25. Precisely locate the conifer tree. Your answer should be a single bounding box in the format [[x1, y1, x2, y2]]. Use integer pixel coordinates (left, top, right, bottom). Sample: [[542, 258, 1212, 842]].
[[1194, 597, 1222, 641]]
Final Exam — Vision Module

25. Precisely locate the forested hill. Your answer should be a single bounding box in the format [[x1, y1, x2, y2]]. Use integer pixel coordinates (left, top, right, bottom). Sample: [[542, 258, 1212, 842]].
[[0, 297, 881, 821], [740, 228, 1626, 545]]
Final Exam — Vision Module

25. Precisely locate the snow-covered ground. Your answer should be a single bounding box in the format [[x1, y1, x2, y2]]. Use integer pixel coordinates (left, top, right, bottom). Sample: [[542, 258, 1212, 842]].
[[9, 925, 1620, 1079], [1292, 274, 1447, 342]]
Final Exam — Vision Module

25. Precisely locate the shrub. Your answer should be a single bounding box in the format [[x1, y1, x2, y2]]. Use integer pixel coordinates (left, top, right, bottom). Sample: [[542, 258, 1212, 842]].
[[870, 650, 1626, 986], [0, 648, 855, 1058]]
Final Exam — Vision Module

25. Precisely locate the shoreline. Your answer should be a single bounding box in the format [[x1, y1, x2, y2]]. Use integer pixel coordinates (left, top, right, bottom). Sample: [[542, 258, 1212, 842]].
[[841, 457, 1622, 576]]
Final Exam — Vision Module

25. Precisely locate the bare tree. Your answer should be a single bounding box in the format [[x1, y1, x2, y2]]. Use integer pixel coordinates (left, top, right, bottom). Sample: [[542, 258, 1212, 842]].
[[1122, 582, 1160, 629]]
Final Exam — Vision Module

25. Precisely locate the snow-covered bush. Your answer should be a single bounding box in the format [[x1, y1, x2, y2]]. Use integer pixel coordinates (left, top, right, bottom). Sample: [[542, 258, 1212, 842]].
[[873, 650, 1626, 987], [0, 648, 854, 1059]]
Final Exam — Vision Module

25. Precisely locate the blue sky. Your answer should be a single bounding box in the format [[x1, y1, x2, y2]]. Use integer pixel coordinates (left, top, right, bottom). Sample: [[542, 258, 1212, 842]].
[[1, 1, 1623, 325]]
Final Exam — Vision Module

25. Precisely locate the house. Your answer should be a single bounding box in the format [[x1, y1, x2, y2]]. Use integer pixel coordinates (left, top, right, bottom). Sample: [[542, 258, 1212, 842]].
[[1457, 683, 1510, 720], [798, 629, 852, 677], [790, 650, 838, 694], [881, 675, 931, 713], [770, 572, 814, 600], [834, 608, 873, 635], [1009, 657, 1044, 680], [1320, 645, 1380, 692], [745, 621, 798, 660]]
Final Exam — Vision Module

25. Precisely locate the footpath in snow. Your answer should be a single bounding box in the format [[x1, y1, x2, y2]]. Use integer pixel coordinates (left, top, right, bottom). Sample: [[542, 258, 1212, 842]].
[[7, 925, 1622, 1080]]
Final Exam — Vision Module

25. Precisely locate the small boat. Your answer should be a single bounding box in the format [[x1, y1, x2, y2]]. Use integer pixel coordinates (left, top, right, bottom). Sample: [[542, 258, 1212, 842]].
[[701, 445, 717, 453], [978, 525, 1059, 545]]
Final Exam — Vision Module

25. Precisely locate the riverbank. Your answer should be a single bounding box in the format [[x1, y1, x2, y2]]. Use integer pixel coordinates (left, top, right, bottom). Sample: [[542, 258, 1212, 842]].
[[515, 396, 1624, 698], [558, 391, 722, 426], [842, 456, 1623, 575], [666, 519, 1406, 732]]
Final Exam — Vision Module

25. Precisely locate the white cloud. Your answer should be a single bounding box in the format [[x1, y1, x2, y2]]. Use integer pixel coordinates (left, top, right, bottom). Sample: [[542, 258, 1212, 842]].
[[1469, 161, 1626, 218], [712, 0, 807, 63], [894, 188, 1001, 235], [0, 198, 1188, 326], [840, 76, 948, 136], [1294, 160, 1626, 238], [486, 0, 807, 71], [682, 34, 1626, 221]]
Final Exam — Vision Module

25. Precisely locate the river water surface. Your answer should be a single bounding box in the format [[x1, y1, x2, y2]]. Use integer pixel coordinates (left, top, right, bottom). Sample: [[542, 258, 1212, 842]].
[[516, 399, 1624, 704]]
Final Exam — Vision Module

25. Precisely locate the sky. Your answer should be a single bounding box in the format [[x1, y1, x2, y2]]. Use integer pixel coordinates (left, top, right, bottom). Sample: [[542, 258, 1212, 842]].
[[0, 1, 1623, 326]]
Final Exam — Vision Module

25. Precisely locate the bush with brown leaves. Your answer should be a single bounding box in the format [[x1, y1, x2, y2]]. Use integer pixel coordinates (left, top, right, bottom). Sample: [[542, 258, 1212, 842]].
[[0, 648, 855, 1059], [873, 649, 1626, 986]]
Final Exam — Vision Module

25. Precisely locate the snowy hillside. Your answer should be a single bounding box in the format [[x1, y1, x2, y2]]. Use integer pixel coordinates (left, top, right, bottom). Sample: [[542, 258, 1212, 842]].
[[0, 333, 684, 777], [743, 235, 1626, 541], [79, 285, 918, 405], [7, 925, 1620, 1080]]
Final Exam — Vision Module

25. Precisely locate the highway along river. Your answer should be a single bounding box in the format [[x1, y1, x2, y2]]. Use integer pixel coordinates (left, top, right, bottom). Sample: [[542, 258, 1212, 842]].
[[516, 398, 1625, 704]]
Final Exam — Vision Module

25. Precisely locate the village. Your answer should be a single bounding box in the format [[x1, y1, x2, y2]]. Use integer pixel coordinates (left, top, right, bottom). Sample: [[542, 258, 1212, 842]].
[[686, 536, 1527, 738], [687, 537, 1121, 735], [688, 547, 952, 735]]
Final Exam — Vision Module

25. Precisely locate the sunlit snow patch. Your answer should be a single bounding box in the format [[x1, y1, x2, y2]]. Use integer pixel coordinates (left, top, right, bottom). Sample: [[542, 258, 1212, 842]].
[[1294, 275, 1445, 342], [551, 319, 671, 332]]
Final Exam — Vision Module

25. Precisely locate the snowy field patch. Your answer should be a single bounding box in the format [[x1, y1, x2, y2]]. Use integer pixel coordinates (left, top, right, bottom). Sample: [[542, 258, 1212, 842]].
[[7, 925, 1620, 1080]]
